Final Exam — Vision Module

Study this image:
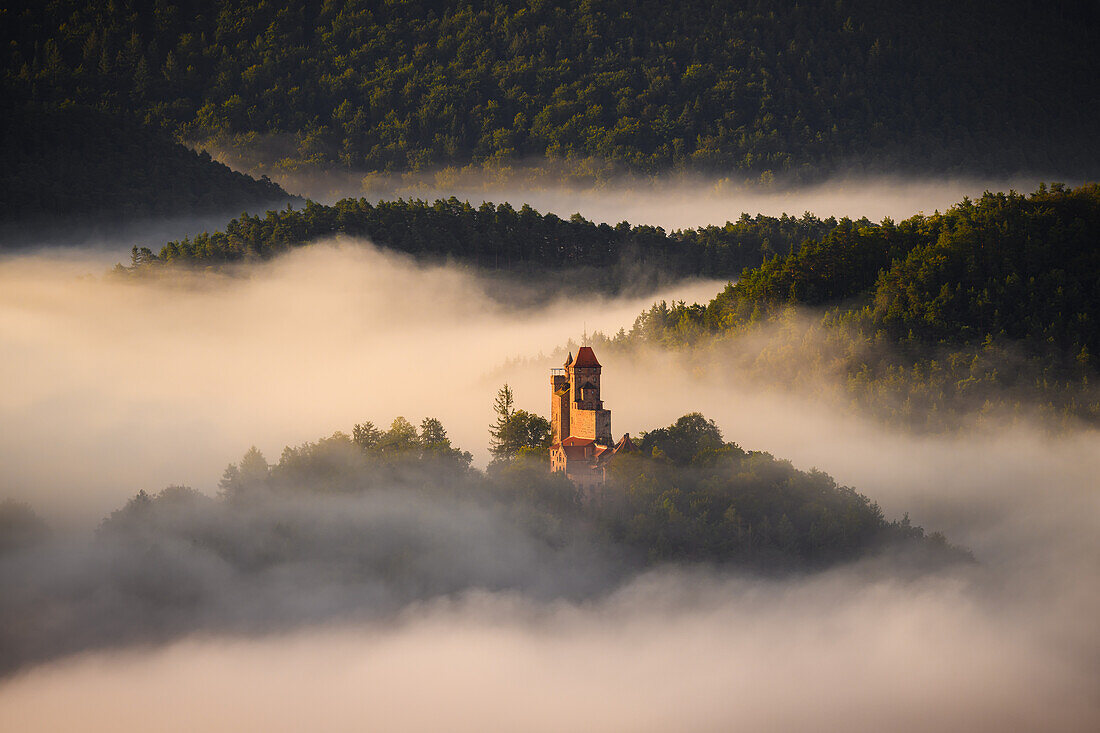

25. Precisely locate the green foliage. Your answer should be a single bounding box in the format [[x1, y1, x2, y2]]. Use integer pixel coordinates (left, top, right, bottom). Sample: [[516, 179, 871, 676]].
[[97, 411, 959, 569], [218, 417, 474, 499], [868, 186, 1100, 353], [489, 384, 552, 464], [611, 185, 1100, 426], [121, 196, 831, 281], [638, 413, 726, 465], [598, 415, 964, 567], [3, 1, 1095, 178]]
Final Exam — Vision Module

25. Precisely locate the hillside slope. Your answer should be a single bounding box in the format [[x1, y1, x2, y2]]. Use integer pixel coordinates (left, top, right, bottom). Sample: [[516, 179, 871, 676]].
[[618, 184, 1100, 426], [123, 195, 837, 284], [4, 0, 1097, 179], [0, 105, 295, 236]]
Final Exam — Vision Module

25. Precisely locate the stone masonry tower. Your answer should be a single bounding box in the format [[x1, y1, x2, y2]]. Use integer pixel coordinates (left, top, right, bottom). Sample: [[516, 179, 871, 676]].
[[551, 346, 612, 445], [550, 346, 633, 496], [567, 347, 611, 442]]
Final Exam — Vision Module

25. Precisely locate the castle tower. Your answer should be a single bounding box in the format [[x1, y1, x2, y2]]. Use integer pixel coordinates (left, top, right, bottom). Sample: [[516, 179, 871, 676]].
[[549, 346, 631, 497], [550, 352, 572, 444], [565, 346, 611, 443]]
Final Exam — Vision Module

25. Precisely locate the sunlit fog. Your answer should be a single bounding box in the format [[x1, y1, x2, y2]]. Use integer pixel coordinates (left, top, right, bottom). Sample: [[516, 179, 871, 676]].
[[5, 0, 1098, 727], [215, 161, 1070, 229], [1, 230, 1098, 730], [0, 241, 722, 523]]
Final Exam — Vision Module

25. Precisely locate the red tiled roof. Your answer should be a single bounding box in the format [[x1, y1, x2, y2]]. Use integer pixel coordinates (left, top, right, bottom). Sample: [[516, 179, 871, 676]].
[[561, 445, 591, 460], [554, 436, 615, 463], [573, 346, 601, 368], [614, 433, 637, 453]]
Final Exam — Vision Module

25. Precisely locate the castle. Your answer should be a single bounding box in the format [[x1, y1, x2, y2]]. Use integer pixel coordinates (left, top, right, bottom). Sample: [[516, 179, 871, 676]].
[[549, 346, 635, 496]]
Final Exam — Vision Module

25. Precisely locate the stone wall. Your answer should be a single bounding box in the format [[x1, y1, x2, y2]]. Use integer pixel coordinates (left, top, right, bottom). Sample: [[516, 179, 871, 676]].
[[550, 374, 570, 444]]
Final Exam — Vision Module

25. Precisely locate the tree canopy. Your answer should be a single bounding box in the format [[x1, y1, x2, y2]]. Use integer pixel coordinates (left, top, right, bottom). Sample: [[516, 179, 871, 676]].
[[600, 184, 1100, 427], [599, 413, 959, 566], [0, 104, 294, 232], [120, 195, 837, 284], [107, 410, 963, 571], [217, 417, 475, 499], [488, 384, 552, 464], [4, 0, 1096, 180]]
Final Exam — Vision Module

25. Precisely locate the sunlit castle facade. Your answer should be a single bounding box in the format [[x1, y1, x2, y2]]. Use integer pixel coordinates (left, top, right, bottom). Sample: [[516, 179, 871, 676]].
[[549, 346, 635, 497]]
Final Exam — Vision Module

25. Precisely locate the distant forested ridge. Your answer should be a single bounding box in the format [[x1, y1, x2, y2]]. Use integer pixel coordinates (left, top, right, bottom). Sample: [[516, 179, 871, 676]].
[[122, 184, 1100, 427], [3, 0, 1097, 180], [0, 104, 294, 231], [609, 184, 1100, 427], [123, 196, 838, 281]]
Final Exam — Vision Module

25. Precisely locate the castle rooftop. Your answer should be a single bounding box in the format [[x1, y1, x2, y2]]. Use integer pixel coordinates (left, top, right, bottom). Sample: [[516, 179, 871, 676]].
[[573, 346, 601, 367]]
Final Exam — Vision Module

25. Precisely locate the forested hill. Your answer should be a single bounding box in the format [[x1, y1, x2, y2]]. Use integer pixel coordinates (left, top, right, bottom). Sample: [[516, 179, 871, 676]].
[[0, 105, 294, 232], [4, 0, 1097, 180], [0, 411, 965, 673], [123, 196, 838, 283], [717, 184, 1100, 357], [621, 184, 1100, 426]]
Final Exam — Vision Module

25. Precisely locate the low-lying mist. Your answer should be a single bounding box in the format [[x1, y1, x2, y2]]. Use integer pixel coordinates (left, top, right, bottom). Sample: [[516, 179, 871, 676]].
[[1, 559, 1096, 731], [258, 170, 1073, 230], [205, 146, 1071, 228], [0, 241, 723, 524], [1, 238, 1098, 730]]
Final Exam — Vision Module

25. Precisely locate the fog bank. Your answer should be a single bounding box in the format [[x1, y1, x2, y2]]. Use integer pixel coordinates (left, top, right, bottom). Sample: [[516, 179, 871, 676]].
[[241, 165, 1069, 229], [0, 565, 1096, 732], [1, 240, 1098, 730], [0, 242, 722, 525], [2, 239, 1097, 539]]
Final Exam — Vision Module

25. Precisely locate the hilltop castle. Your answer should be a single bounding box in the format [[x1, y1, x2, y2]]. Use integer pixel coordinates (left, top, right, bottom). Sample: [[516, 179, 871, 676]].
[[549, 346, 635, 496]]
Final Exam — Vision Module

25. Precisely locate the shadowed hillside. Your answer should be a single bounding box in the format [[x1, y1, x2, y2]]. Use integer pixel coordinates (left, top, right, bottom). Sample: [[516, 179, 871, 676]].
[[0, 105, 295, 238], [3, 0, 1096, 181]]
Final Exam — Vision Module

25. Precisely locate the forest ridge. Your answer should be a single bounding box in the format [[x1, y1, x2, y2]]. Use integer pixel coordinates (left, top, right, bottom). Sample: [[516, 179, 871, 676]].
[[122, 196, 836, 279], [5, 0, 1098, 179], [120, 185, 1100, 427]]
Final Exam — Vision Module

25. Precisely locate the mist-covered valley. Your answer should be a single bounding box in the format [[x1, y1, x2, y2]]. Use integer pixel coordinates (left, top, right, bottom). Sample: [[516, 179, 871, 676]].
[[1, 219, 1098, 729], [5, 0, 1099, 726]]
